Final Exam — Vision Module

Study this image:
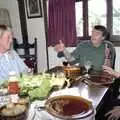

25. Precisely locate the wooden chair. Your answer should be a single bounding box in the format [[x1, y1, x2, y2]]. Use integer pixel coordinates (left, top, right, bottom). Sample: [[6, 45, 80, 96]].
[[13, 38, 37, 74]]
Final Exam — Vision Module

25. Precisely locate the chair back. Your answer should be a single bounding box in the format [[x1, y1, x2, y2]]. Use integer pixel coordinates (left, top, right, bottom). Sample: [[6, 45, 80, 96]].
[[13, 38, 37, 74]]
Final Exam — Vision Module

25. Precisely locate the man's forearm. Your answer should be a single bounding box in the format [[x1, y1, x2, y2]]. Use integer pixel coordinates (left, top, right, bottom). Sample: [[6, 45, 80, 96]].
[[57, 51, 64, 58], [63, 49, 75, 62]]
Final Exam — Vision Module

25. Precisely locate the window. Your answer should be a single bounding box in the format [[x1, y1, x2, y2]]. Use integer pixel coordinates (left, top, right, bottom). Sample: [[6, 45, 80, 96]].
[[75, 0, 120, 45], [75, 2, 83, 36], [113, 0, 120, 35], [88, 0, 106, 35]]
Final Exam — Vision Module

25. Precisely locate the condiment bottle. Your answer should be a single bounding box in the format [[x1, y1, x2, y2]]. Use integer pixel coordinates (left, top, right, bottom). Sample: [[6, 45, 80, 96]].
[[8, 71, 19, 103]]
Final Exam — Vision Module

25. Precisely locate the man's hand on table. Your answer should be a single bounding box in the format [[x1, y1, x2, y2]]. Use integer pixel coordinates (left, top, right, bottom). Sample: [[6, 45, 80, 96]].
[[105, 106, 120, 120]]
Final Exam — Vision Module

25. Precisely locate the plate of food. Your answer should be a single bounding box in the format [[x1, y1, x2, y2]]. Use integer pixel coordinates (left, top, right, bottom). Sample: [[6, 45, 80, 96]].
[[19, 73, 69, 101], [83, 73, 114, 86], [45, 95, 94, 119], [0, 97, 29, 120]]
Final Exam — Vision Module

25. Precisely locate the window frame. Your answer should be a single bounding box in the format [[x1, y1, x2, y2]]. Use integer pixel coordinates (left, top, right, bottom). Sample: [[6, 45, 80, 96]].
[[76, 0, 120, 46]]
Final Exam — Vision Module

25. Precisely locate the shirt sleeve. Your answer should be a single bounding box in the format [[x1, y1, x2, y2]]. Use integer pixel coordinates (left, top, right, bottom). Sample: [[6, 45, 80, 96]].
[[12, 50, 29, 73], [70, 43, 82, 64], [57, 51, 64, 58], [106, 41, 116, 69]]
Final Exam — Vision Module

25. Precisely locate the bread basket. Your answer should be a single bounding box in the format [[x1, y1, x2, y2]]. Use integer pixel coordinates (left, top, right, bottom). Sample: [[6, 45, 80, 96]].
[[0, 97, 29, 120], [64, 66, 81, 79]]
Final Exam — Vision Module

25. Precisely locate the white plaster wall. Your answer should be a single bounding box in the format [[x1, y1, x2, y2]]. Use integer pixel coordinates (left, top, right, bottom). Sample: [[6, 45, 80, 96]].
[[25, 0, 47, 72], [26, 18, 47, 72]]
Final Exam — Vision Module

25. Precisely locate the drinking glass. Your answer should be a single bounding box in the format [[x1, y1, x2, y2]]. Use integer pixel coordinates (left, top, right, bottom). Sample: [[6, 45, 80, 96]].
[[84, 58, 92, 77], [61, 58, 69, 66]]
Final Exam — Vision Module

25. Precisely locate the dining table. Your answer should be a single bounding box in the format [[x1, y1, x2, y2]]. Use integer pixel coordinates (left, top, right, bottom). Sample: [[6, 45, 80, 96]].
[[26, 66, 114, 120]]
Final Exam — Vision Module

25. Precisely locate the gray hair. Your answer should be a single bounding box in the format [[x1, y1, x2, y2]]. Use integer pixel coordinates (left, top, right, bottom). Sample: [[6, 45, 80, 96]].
[[0, 24, 12, 38]]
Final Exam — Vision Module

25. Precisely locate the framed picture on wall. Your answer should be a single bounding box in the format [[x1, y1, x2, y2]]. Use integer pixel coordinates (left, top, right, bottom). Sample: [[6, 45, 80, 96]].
[[25, 0, 42, 18]]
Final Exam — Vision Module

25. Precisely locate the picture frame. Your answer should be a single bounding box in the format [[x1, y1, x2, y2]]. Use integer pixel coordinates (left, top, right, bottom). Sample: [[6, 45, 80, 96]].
[[25, 0, 42, 18]]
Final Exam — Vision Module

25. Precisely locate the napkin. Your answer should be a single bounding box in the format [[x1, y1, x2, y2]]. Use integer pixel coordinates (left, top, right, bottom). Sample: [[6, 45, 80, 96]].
[[27, 100, 60, 120]]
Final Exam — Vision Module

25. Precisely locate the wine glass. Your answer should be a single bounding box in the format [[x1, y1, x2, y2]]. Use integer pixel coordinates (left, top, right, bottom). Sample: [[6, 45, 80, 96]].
[[84, 59, 92, 78], [61, 58, 69, 66], [62, 61, 68, 66]]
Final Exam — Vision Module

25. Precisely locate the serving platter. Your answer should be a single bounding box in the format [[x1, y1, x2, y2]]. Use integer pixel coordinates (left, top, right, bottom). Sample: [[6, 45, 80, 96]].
[[0, 97, 29, 120], [83, 73, 114, 86], [45, 95, 94, 119]]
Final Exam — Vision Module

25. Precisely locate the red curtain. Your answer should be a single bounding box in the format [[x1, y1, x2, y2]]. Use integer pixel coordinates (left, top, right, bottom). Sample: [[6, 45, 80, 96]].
[[48, 0, 77, 47]]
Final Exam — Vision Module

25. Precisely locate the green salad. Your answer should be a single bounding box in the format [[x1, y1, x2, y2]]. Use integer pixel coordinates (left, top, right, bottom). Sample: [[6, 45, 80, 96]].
[[19, 73, 68, 101]]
